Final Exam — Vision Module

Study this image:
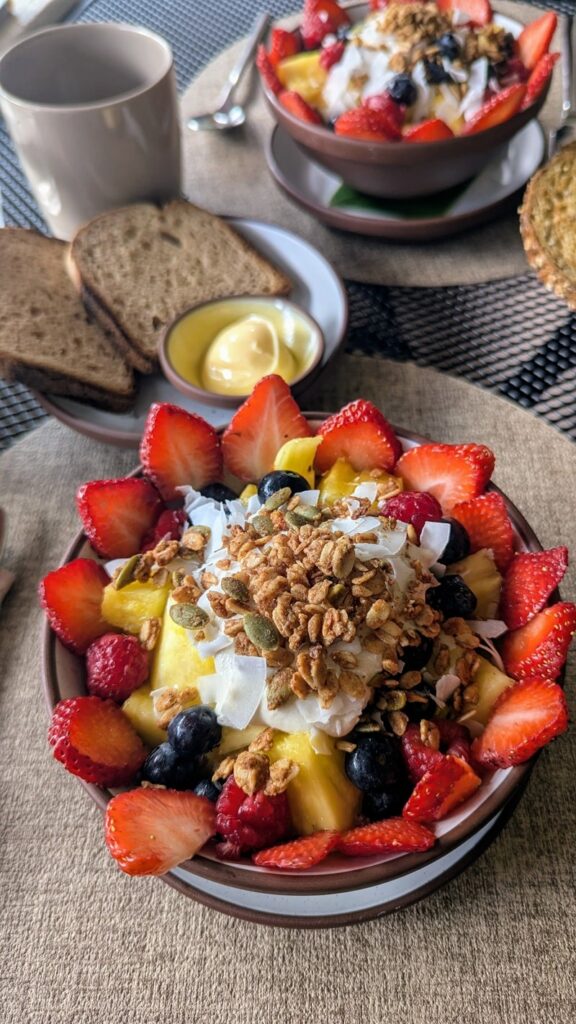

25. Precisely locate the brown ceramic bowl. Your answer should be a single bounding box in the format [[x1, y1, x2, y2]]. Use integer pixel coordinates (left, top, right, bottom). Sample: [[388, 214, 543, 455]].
[[263, 2, 550, 198], [42, 416, 559, 905], [158, 295, 325, 409]]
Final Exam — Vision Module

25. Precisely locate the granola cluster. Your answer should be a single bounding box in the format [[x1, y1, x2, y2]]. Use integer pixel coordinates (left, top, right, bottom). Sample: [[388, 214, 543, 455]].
[[376, 3, 450, 47], [212, 728, 300, 797]]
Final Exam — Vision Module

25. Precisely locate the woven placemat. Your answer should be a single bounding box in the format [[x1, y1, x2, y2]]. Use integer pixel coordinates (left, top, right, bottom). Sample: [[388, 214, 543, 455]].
[[1, 356, 575, 1024]]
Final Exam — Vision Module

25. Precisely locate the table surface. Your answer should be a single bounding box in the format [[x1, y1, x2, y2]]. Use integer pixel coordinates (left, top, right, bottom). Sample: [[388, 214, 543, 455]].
[[1, 0, 576, 451]]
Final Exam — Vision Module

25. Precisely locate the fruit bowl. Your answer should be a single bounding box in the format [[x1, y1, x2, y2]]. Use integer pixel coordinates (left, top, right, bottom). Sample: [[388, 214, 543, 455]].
[[260, 2, 552, 199], [42, 416, 562, 902]]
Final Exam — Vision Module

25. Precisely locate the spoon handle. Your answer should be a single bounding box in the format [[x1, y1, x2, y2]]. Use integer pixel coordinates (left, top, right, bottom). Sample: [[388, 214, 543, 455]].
[[216, 11, 271, 110], [561, 14, 574, 122]]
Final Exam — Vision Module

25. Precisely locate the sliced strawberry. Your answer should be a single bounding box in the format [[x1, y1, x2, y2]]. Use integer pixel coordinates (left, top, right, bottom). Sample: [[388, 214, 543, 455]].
[[39, 557, 109, 654], [395, 443, 495, 515], [76, 477, 163, 560], [221, 374, 313, 482], [501, 547, 568, 630], [451, 492, 514, 572], [301, 0, 350, 50], [404, 118, 454, 142], [517, 12, 557, 72], [334, 106, 401, 141], [339, 817, 436, 857], [401, 723, 444, 783], [501, 602, 576, 680], [315, 399, 402, 474], [363, 92, 406, 128], [140, 402, 223, 501], [105, 788, 216, 875], [141, 508, 187, 552], [268, 28, 300, 69], [256, 45, 282, 95], [472, 677, 569, 768], [320, 40, 345, 71], [437, 0, 492, 26], [461, 83, 526, 135], [279, 89, 323, 124], [521, 52, 560, 109], [253, 830, 340, 870], [403, 755, 481, 823], [49, 696, 147, 786]]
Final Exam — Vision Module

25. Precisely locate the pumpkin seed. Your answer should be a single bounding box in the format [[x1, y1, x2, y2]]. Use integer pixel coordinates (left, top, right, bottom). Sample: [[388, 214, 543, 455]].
[[252, 513, 274, 537], [244, 612, 280, 651], [377, 690, 407, 712], [328, 583, 346, 607], [294, 503, 321, 522], [263, 487, 291, 511], [113, 554, 141, 590], [169, 603, 209, 631], [221, 576, 250, 604], [284, 510, 307, 531]]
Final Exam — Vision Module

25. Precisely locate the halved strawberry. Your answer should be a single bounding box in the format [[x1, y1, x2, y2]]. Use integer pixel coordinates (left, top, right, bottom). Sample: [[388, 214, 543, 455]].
[[105, 788, 217, 875], [39, 557, 109, 654], [472, 677, 568, 768], [49, 696, 147, 786], [501, 602, 576, 680], [437, 0, 492, 26], [221, 374, 313, 481], [76, 477, 163, 559], [334, 106, 401, 141], [301, 0, 350, 50], [403, 755, 481, 823], [268, 28, 300, 69], [501, 547, 568, 630], [279, 89, 323, 124], [339, 817, 436, 857], [256, 45, 282, 95], [517, 12, 557, 72], [320, 40, 345, 71], [141, 508, 187, 552], [314, 399, 402, 474], [451, 491, 514, 572], [404, 118, 454, 142], [252, 830, 340, 870], [395, 443, 495, 514], [140, 403, 223, 501], [460, 84, 526, 135], [521, 52, 560, 109]]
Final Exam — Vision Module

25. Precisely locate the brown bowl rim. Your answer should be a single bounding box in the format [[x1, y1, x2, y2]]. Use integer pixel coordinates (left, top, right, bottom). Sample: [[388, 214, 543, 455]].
[[158, 294, 326, 408], [41, 415, 557, 897]]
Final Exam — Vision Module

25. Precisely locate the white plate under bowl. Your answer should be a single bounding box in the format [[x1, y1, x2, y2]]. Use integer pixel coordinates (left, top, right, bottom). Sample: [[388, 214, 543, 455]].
[[35, 218, 348, 447], [266, 119, 545, 241]]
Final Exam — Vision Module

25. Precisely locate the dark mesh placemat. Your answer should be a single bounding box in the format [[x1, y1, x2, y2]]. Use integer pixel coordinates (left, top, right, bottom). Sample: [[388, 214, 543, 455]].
[[1, 0, 574, 450]]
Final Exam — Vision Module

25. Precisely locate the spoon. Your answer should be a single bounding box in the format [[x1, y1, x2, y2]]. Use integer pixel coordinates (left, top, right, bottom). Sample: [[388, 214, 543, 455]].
[[187, 12, 271, 132], [548, 15, 576, 158]]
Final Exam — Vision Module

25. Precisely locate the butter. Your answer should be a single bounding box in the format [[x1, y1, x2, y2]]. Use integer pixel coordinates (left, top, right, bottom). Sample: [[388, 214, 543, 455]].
[[201, 315, 296, 395]]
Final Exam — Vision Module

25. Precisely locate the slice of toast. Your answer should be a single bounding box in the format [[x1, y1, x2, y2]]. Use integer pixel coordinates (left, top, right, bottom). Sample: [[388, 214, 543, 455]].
[[519, 141, 576, 310], [68, 199, 292, 373], [0, 229, 135, 411]]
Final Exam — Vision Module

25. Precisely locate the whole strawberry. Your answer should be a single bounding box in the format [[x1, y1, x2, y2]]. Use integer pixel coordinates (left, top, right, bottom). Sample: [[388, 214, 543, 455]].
[[215, 777, 290, 858], [86, 633, 149, 702]]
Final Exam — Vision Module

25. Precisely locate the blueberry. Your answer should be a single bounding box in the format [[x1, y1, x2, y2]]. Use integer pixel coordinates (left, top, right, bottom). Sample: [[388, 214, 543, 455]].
[[194, 778, 223, 802], [387, 73, 417, 107], [200, 483, 238, 502], [423, 58, 452, 85], [140, 743, 205, 790], [363, 783, 411, 821], [345, 733, 404, 792], [336, 25, 350, 41], [437, 32, 460, 61], [438, 517, 471, 565], [426, 574, 477, 619], [167, 706, 222, 757], [257, 470, 310, 503], [401, 634, 433, 672]]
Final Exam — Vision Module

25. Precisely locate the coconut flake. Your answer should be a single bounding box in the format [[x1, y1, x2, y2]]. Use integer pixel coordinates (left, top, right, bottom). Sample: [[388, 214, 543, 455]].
[[297, 489, 321, 506], [196, 652, 267, 730], [330, 515, 382, 535], [460, 57, 489, 121], [435, 674, 462, 702], [468, 619, 508, 639], [477, 636, 506, 672], [194, 630, 234, 660], [104, 558, 126, 578], [297, 690, 366, 737], [351, 481, 379, 503], [419, 520, 452, 568]]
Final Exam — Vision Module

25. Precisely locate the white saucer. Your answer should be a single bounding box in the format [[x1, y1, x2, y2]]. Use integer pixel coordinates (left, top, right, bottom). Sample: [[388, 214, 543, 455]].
[[266, 119, 545, 241], [36, 218, 348, 447]]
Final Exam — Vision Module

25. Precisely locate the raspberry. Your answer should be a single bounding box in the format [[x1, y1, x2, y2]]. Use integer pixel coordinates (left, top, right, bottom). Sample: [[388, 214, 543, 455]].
[[86, 633, 149, 702], [141, 509, 186, 551], [401, 720, 472, 783], [215, 777, 290, 858], [380, 491, 443, 537]]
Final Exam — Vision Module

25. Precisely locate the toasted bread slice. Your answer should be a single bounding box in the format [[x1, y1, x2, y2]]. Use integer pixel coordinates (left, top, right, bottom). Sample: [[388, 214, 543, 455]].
[[0, 229, 135, 411], [520, 141, 576, 310], [68, 200, 292, 373]]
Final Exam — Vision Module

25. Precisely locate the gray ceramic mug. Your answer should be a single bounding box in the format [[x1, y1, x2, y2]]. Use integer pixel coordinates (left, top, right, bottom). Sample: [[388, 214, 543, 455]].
[[0, 23, 182, 238]]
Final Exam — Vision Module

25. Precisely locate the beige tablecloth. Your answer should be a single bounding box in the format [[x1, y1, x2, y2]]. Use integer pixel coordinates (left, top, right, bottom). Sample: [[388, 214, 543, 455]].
[[1, 357, 575, 1023], [182, 2, 562, 287]]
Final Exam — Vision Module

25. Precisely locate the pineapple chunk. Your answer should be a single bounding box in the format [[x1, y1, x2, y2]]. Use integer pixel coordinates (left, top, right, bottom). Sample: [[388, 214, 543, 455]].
[[319, 458, 403, 506], [102, 578, 170, 635], [216, 725, 264, 757], [277, 51, 327, 107], [240, 483, 258, 503], [150, 597, 214, 692], [273, 436, 322, 487], [447, 549, 502, 619], [467, 655, 514, 726], [122, 684, 166, 747], [269, 731, 360, 834]]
